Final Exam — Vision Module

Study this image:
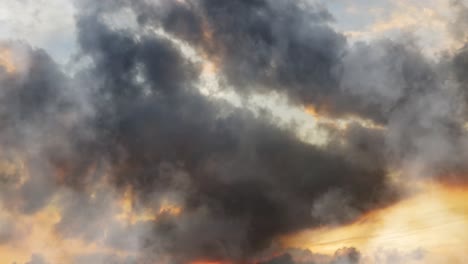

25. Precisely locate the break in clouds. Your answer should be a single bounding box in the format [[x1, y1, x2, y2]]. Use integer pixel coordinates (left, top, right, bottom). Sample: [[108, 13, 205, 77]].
[[1, 0, 468, 263]]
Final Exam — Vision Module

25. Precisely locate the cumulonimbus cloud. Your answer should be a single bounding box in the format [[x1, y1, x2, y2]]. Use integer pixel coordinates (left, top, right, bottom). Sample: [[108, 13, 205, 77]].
[[1, 0, 468, 263]]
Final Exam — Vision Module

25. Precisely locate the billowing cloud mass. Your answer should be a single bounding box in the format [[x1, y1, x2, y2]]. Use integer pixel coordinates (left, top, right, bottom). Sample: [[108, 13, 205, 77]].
[[1, 0, 468, 263]]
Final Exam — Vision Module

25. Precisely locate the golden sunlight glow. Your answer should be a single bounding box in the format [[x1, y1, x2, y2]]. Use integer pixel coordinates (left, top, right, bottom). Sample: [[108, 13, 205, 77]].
[[0, 47, 16, 74], [202, 61, 218, 75], [282, 181, 468, 263], [304, 105, 384, 131], [0, 204, 127, 264], [117, 187, 182, 224], [304, 104, 349, 130], [304, 105, 320, 118], [158, 199, 183, 216]]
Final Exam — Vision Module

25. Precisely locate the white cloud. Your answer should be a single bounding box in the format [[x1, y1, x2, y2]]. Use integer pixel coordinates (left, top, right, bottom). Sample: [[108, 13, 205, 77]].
[[0, 0, 77, 64]]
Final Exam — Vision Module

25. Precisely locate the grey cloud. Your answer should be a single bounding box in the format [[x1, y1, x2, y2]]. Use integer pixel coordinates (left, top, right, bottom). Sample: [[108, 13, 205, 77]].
[[0, 42, 82, 214], [367, 248, 426, 264], [2, 0, 468, 263], [62, 5, 396, 262], [258, 247, 360, 264], [450, 0, 468, 43], [338, 39, 438, 123], [24, 254, 49, 264], [72, 253, 137, 264]]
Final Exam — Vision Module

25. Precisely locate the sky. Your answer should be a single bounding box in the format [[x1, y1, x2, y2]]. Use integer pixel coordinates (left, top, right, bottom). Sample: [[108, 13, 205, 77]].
[[1, 0, 468, 263]]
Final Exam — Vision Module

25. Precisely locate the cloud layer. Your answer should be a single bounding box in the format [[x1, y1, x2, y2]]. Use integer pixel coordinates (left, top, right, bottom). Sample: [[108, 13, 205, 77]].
[[1, 0, 468, 263]]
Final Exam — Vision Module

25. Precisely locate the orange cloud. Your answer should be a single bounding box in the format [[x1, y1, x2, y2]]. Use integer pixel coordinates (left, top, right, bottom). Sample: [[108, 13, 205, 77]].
[[0, 47, 16, 74]]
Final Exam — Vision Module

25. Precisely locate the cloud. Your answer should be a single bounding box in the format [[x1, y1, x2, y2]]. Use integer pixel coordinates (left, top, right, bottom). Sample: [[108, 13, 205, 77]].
[[450, 0, 468, 44], [24, 254, 49, 264], [0, 0, 77, 63], [0, 0, 468, 263], [365, 248, 426, 264], [53, 1, 396, 261], [259, 247, 360, 264]]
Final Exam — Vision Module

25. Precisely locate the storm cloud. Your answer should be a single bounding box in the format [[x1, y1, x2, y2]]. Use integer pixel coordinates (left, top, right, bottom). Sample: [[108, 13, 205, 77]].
[[66, 7, 395, 261], [0, 0, 468, 263]]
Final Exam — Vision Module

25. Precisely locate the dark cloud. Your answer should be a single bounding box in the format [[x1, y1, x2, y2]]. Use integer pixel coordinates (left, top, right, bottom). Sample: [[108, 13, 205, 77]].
[[259, 254, 295, 264], [57, 4, 396, 262], [454, 44, 468, 89], [331, 247, 361, 264], [2, 0, 468, 263], [258, 247, 360, 264], [129, 0, 449, 126], [153, 0, 349, 118], [0, 42, 85, 214], [0, 43, 70, 145], [338, 39, 439, 123]]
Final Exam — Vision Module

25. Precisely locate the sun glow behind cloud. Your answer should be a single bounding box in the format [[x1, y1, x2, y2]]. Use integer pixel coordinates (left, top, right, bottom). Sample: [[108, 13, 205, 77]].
[[0, 47, 16, 74], [1, 0, 468, 263], [282, 181, 468, 263], [0, 155, 173, 263], [0, 186, 184, 263], [0, 204, 128, 263]]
